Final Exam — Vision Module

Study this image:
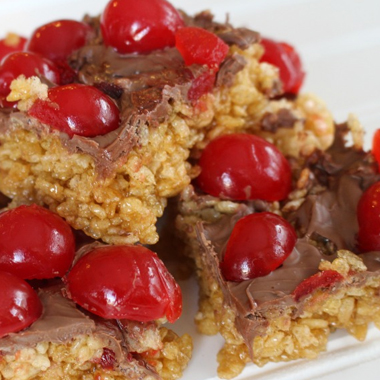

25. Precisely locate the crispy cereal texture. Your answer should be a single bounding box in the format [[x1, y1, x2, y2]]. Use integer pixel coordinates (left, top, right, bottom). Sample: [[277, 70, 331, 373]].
[[0, 44, 334, 245], [0, 328, 193, 380], [177, 183, 380, 379]]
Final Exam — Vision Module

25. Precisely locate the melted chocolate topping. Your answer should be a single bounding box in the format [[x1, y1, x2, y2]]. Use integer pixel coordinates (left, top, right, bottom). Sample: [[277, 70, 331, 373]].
[[0, 285, 159, 379], [195, 125, 380, 351], [0, 12, 259, 178]]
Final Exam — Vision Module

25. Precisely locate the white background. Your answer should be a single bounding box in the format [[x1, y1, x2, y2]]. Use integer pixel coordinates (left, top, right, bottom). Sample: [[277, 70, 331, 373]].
[[0, 0, 380, 379]]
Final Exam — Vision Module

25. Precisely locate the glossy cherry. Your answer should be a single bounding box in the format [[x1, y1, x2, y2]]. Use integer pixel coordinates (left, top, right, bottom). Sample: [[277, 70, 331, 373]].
[[196, 133, 292, 201], [101, 0, 184, 54], [26, 20, 92, 62], [0, 271, 42, 338], [260, 37, 305, 94], [293, 270, 343, 302], [175, 27, 229, 69], [188, 70, 216, 101], [0, 34, 27, 61], [357, 181, 380, 251], [28, 83, 120, 137], [220, 212, 297, 281], [372, 129, 380, 167], [0, 204, 75, 279], [65, 245, 182, 322], [0, 51, 60, 98]]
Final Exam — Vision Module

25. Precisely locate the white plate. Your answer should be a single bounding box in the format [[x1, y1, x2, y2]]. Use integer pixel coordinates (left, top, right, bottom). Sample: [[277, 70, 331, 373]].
[[1, 0, 380, 379]]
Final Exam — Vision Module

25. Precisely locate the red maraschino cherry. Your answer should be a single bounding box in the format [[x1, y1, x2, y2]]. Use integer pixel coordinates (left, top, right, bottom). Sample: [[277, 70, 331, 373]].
[[0, 204, 75, 280], [260, 37, 305, 94], [372, 129, 380, 167], [0, 51, 60, 98], [220, 212, 297, 281], [101, 0, 184, 53], [357, 181, 380, 252], [0, 271, 42, 338], [0, 33, 27, 61], [65, 244, 182, 323], [197, 133, 292, 201], [28, 83, 120, 137], [26, 20, 92, 62]]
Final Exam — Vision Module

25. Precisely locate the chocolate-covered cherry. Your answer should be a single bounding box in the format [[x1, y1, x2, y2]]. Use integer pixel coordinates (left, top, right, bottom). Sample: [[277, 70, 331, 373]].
[[357, 181, 380, 251], [197, 133, 292, 201], [0, 204, 75, 279], [220, 212, 297, 281], [0, 271, 42, 338], [26, 20, 92, 62], [0, 51, 60, 98], [0, 33, 27, 61], [260, 37, 305, 94], [65, 245, 182, 322], [175, 27, 229, 69], [101, 0, 184, 53], [28, 84, 120, 137]]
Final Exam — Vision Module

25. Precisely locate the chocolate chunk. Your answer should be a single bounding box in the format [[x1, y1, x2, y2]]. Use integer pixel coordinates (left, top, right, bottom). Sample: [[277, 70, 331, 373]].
[[260, 108, 299, 133]]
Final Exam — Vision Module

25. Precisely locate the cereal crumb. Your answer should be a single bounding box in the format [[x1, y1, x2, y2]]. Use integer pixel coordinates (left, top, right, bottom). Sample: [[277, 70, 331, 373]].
[[7, 75, 48, 111]]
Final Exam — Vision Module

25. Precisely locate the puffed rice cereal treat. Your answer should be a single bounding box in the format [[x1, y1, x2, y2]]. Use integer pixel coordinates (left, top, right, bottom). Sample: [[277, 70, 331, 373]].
[[0, 202, 191, 380], [176, 121, 380, 379], [0, 0, 334, 246]]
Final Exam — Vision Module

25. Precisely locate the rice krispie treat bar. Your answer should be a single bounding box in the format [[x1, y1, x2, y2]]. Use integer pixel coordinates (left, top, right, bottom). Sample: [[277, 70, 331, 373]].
[[0, 0, 333, 245], [0, 285, 192, 380], [176, 121, 380, 379], [0, 204, 191, 380]]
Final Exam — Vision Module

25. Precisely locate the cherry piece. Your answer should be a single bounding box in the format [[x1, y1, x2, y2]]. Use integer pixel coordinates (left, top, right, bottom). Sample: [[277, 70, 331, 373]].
[[28, 83, 120, 137], [65, 245, 182, 322], [0, 51, 60, 98], [100, 0, 184, 54], [0, 33, 27, 61], [260, 37, 305, 94], [175, 27, 229, 69], [0, 204, 75, 280], [196, 133, 292, 201], [188, 70, 216, 101], [372, 129, 380, 167], [26, 20, 92, 62], [293, 270, 344, 302], [100, 348, 116, 370], [0, 271, 42, 338], [220, 212, 297, 282], [357, 181, 380, 251]]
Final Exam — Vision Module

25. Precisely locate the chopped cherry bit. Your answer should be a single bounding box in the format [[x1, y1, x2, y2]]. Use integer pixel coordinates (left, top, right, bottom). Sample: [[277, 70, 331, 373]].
[[175, 27, 229, 69], [100, 348, 116, 370], [28, 84, 120, 138], [292, 270, 344, 302], [188, 70, 216, 101]]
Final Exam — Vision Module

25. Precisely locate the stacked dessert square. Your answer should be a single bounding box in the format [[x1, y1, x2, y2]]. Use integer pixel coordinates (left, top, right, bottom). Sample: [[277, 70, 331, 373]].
[[0, 0, 379, 379]]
